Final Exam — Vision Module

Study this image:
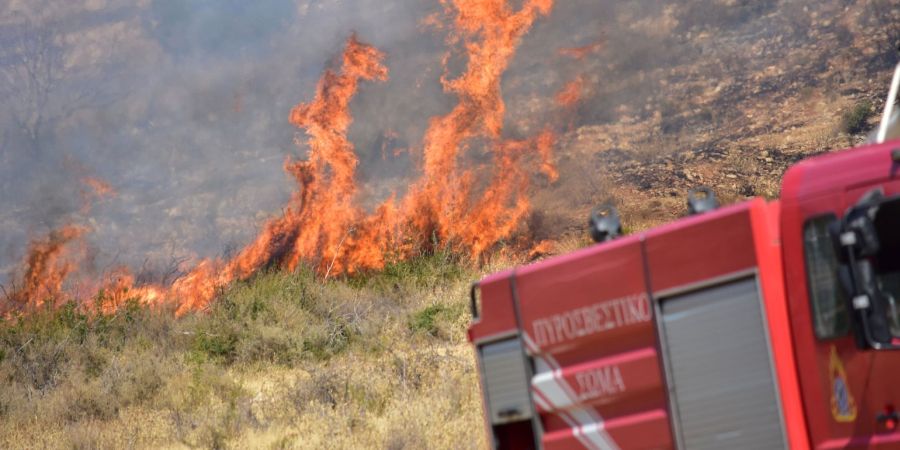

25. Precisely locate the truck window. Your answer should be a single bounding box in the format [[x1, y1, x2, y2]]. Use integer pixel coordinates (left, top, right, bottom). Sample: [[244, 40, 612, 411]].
[[803, 215, 850, 339], [873, 199, 900, 337], [876, 270, 900, 338]]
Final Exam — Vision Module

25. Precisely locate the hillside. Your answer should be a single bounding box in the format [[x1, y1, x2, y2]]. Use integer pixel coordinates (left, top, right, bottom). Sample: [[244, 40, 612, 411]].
[[529, 0, 899, 235], [2, 0, 900, 449]]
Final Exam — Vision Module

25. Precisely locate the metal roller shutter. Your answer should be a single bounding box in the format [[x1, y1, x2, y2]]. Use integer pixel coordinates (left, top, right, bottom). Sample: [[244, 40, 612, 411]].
[[661, 277, 786, 450], [480, 338, 533, 425]]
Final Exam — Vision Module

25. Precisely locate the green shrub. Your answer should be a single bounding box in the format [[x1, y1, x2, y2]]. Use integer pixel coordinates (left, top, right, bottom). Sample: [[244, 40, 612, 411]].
[[193, 329, 240, 363], [841, 99, 874, 135], [290, 370, 343, 410], [408, 303, 466, 339], [351, 250, 468, 295], [409, 304, 446, 336], [236, 324, 303, 365], [2, 332, 71, 390], [59, 380, 119, 422], [302, 321, 353, 361]]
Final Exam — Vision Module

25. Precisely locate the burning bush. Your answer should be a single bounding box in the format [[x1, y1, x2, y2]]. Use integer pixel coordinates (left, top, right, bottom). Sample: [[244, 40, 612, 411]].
[[2, 0, 558, 320]]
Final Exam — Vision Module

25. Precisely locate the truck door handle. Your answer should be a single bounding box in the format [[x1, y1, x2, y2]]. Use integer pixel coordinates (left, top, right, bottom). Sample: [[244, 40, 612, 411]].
[[498, 407, 522, 419]]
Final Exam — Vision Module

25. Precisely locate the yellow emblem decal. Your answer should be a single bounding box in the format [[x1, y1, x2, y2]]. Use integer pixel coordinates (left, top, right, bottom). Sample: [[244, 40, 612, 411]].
[[829, 346, 857, 422]]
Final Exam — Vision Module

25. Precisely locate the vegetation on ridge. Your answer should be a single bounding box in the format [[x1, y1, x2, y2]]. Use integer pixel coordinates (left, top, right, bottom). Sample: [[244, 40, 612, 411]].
[[0, 253, 487, 449]]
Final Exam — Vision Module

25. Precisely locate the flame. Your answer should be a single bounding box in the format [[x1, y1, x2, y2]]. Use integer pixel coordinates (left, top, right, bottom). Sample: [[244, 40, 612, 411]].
[[81, 177, 116, 199], [400, 0, 555, 262], [78, 176, 116, 214], [222, 33, 392, 282], [3, 0, 558, 318], [528, 239, 555, 260], [559, 40, 604, 60], [3, 225, 85, 315], [556, 75, 585, 108], [88, 268, 165, 315]]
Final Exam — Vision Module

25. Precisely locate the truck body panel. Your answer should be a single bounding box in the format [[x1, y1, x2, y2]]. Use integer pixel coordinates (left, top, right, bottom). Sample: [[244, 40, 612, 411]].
[[470, 139, 900, 449], [515, 235, 666, 449], [781, 141, 900, 449]]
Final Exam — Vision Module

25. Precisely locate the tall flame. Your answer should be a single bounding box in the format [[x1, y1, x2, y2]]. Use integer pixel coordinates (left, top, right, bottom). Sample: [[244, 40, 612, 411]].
[[401, 0, 555, 261], [3, 225, 85, 314], [2, 0, 557, 318]]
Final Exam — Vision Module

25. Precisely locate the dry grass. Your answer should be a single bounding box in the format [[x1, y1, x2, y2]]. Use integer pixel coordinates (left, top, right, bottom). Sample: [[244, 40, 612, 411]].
[[0, 252, 487, 450]]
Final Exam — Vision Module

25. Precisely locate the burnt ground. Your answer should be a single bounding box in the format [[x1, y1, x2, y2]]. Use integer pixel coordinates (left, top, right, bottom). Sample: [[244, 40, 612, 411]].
[[520, 0, 900, 242]]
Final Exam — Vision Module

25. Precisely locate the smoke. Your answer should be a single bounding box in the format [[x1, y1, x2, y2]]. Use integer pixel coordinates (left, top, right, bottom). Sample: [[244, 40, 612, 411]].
[[1, 0, 898, 294], [0, 0, 450, 287]]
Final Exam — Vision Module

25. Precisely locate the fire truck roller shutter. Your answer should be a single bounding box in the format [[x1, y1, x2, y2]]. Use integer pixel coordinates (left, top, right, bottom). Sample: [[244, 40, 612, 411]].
[[660, 277, 786, 450], [480, 338, 534, 425]]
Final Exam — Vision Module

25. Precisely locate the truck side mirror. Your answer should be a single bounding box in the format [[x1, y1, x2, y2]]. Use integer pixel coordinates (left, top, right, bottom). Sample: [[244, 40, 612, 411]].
[[844, 189, 883, 257], [835, 189, 900, 350]]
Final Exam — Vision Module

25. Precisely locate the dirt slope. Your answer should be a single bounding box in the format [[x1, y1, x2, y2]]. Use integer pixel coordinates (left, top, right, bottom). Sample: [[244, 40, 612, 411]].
[[527, 0, 899, 238]]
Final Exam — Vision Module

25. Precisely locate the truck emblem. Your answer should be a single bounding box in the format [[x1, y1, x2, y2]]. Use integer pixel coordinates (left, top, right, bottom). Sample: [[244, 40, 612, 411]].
[[830, 346, 857, 422]]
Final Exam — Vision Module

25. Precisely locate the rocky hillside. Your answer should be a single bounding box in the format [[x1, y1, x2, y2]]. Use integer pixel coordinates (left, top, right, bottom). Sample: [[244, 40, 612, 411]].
[[525, 0, 900, 237]]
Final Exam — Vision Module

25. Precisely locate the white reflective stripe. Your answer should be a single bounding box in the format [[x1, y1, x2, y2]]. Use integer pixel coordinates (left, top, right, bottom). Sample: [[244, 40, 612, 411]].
[[560, 409, 601, 450], [533, 367, 600, 450], [533, 390, 551, 411], [570, 408, 619, 449], [556, 368, 584, 408], [522, 333, 542, 356], [555, 408, 618, 450], [568, 408, 598, 427], [581, 422, 619, 450], [533, 368, 593, 411], [534, 355, 553, 373], [533, 370, 572, 407], [525, 331, 620, 450]]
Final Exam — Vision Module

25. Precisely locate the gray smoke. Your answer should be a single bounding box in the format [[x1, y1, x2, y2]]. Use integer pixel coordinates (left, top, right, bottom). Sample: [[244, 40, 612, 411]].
[[1, 0, 898, 287], [0, 0, 449, 286]]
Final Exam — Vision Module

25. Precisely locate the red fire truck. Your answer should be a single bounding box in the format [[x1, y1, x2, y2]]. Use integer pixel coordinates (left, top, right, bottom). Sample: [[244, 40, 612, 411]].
[[468, 66, 900, 449]]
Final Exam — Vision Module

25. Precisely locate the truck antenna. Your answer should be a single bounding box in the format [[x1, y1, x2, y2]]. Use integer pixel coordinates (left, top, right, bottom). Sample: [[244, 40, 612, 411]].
[[876, 62, 900, 144]]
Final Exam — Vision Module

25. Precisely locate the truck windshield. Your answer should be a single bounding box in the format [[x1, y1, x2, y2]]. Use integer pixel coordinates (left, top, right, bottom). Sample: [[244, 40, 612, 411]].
[[874, 198, 900, 338]]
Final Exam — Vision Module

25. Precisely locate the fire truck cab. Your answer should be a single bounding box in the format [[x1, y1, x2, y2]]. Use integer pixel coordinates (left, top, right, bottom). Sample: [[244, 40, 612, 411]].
[[468, 76, 900, 449]]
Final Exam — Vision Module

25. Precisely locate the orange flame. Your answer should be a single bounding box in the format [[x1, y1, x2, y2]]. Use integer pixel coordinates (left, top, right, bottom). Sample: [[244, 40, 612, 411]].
[[559, 40, 604, 60], [78, 176, 116, 214], [4, 0, 557, 318], [3, 225, 85, 315], [401, 0, 555, 261], [82, 177, 116, 199], [556, 75, 584, 108], [528, 239, 555, 260]]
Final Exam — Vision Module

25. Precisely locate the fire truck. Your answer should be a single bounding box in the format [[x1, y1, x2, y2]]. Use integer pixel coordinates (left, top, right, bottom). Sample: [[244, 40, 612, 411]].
[[467, 65, 900, 449]]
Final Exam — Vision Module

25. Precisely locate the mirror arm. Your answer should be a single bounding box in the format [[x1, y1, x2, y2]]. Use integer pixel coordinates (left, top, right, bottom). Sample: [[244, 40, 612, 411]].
[[858, 311, 899, 350], [845, 250, 900, 350]]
